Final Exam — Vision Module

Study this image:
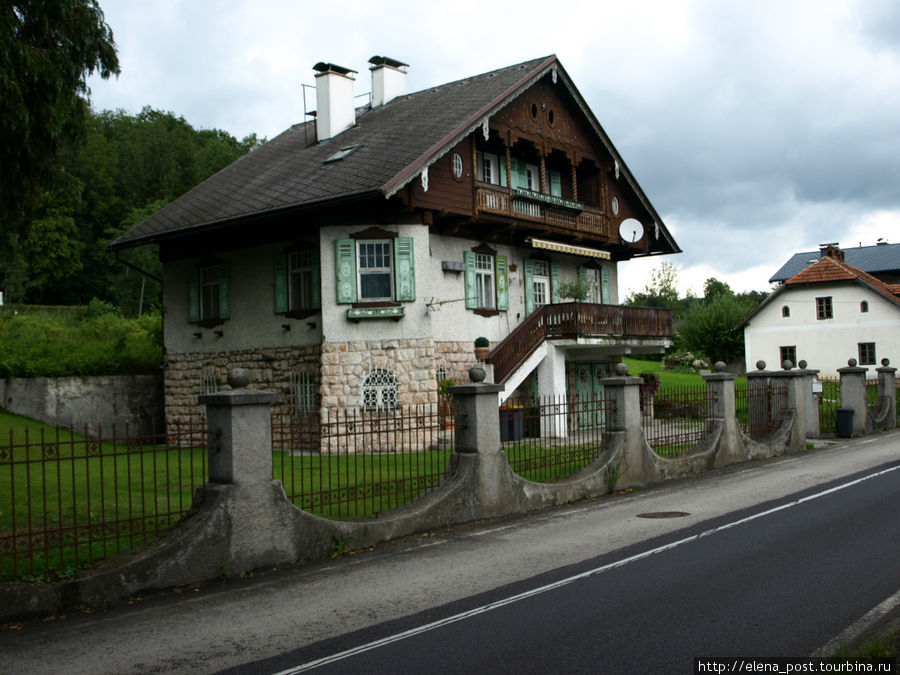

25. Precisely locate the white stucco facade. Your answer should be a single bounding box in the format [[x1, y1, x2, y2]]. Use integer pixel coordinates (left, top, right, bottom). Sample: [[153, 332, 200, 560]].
[[743, 282, 900, 377]]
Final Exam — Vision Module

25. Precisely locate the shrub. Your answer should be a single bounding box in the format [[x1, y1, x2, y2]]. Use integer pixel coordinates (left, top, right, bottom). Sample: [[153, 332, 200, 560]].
[[0, 303, 162, 378]]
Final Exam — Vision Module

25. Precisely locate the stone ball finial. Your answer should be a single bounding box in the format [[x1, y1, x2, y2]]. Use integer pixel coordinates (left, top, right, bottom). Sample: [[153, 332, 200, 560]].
[[714, 361, 726, 372], [227, 368, 250, 389], [782, 360, 793, 371], [882, 358, 890, 367], [756, 360, 766, 371], [798, 360, 807, 369], [468, 364, 486, 383], [847, 358, 857, 368], [615, 362, 629, 376]]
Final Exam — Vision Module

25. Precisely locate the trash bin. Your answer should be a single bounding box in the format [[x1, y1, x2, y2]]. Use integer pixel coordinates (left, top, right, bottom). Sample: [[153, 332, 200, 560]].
[[499, 406, 525, 442], [836, 407, 854, 438]]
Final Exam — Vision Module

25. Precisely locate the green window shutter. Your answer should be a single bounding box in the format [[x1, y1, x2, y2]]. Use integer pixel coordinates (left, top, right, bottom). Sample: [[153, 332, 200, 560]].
[[509, 157, 518, 189], [496, 255, 509, 311], [515, 158, 528, 190], [218, 263, 231, 320], [524, 257, 535, 315], [499, 155, 507, 187], [601, 268, 611, 304], [394, 237, 415, 302], [550, 262, 560, 304], [273, 253, 288, 314], [334, 238, 357, 304], [464, 251, 477, 309], [187, 267, 200, 323], [549, 169, 562, 197]]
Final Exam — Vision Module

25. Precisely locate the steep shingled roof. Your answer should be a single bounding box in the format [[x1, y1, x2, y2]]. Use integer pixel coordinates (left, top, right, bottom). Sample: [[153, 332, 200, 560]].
[[769, 243, 900, 283], [111, 55, 676, 253]]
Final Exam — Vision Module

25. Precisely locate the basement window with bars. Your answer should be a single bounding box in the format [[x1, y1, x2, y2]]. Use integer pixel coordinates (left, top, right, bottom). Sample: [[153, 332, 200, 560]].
[[288, 371, 317, 415], [362, 367, 398, 412]]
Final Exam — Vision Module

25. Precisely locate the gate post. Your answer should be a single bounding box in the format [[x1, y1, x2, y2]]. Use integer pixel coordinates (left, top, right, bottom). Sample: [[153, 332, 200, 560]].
[[703, 363, 742, 465], [198, 368, 298, 573], [797, 361, 822, 438], [767, 364, 807, 451], [876, 359, 897, 430], [599, 363, 647, 487], [837, 359, 871, 436]]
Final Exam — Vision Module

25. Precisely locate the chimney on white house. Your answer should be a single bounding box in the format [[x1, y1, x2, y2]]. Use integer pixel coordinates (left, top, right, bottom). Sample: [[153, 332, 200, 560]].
[[313, 62, 357, 142], [369, 56, 408, 107]]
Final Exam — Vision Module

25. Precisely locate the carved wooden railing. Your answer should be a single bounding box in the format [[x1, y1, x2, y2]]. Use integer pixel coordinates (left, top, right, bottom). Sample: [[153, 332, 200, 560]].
[[489, 302, 673, 384], [476, 186, 610, 237]]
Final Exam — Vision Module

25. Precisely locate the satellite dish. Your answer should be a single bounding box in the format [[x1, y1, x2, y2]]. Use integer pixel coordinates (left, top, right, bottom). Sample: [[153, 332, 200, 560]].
[[618, 218, 644, 243]]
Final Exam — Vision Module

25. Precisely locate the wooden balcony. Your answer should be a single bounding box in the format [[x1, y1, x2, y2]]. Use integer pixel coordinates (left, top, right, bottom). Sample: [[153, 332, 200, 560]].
[[489, 302, 673, 384], [476, 186, 609, 238]]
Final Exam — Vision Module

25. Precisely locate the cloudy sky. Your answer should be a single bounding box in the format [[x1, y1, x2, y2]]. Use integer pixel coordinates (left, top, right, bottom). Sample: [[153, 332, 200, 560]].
[[86, 0, 900, 298]]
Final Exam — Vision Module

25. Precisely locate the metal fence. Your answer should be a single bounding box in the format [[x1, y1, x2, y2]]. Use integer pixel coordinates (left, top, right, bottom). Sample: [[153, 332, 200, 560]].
[[272, 404, 458, 520], [0, 419, 207, 580], [735, 380, 789, 439], [642, 385, 715, 458], [501, 395, 613, 482], [816, 377, 841, 435]]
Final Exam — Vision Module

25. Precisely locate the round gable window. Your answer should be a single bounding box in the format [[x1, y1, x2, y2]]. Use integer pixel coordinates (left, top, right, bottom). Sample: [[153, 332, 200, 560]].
[[451, 153, 463, 178], [547, 109, 555, 126], [611, 196, 619, 215]]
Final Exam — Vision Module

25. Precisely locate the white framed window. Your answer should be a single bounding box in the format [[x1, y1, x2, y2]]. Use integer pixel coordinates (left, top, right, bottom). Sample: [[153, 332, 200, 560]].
[[452, 153, 463, 178], [357, 240, 393, 301], [532, 260, 549, 307], [477, 151, 500, 185], [475, 253, 495, 309], [525, 163, 540, 191], [362, 367, 398, 412]]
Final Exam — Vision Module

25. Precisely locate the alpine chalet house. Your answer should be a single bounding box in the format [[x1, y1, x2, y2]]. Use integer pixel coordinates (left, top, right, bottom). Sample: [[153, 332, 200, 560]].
[[111, 55, 680, 433]]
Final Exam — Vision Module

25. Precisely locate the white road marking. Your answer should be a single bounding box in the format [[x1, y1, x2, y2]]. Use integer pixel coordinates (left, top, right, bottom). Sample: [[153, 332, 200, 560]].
[[274, 463, 900, 674]]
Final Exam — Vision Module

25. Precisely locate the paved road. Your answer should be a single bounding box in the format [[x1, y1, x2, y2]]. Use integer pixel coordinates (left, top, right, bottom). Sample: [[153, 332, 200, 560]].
[[1, 431, 898, 674]]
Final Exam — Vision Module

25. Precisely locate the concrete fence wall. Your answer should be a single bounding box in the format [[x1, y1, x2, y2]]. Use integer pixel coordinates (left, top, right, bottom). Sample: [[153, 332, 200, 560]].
[[0, 375, 163, 436], [1, 361, 895, 622]]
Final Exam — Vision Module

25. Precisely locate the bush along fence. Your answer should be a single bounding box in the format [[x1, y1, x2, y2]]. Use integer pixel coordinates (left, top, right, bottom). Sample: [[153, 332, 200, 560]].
[[1, 359, 896, 622]]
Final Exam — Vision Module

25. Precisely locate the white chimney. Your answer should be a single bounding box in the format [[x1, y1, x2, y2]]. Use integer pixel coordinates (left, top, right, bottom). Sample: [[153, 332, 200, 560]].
[[369, 56, 408, 107], [313, 62, 357, 142]]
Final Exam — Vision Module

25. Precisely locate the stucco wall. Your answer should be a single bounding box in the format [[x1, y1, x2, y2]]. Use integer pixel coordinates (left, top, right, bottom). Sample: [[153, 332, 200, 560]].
[[743, 283, 900, 376], [0, 375, 163, 436]]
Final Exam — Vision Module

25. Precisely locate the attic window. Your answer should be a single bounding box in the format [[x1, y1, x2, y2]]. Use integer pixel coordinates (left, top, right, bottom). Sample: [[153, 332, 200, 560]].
[[324, 145, 360, 163]]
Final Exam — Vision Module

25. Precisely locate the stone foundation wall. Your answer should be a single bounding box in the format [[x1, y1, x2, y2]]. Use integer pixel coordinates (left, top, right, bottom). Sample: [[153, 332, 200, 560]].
[[164, 345, 322, 425], [434, 341, 479, 385]]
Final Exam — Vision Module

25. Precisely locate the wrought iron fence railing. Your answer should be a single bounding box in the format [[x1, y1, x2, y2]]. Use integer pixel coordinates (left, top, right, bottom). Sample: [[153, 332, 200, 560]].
[[735, 380, 789, 439], [643, 385, 715, 458], [501, 395, 614, 482]]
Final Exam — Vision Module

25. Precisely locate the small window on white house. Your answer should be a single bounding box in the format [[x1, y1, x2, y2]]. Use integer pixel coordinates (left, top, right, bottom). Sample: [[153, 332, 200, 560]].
[[782, 305, 790, 318], [362, 367, 398, 412], [858, 342, 876, 365], [779, 346, 797, 367], [860, 301, 869, 313]]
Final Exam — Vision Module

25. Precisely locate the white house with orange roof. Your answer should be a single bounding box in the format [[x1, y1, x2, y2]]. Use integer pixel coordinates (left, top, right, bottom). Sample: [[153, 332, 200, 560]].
[[737, 245, 900, 376]]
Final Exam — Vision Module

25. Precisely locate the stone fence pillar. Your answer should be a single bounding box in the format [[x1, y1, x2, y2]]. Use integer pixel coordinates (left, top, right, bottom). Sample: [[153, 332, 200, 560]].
[[450, 371, 503, 455], [599, 364, 647, 487], [767, 366, 808, 451], [837, 359, 871, 436], [703, 363, 742, 465], [797, 362, 821, 439], [876, 359, 897, 430], [198, 368, 297, 573]]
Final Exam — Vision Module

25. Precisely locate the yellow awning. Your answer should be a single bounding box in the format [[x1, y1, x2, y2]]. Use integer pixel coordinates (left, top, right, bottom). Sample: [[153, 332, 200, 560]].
[[529, 238, 611, 260]]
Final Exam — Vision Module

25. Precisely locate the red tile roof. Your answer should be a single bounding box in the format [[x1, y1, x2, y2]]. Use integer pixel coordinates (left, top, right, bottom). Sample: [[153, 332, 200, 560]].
[[785, 254, 900, 301]]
